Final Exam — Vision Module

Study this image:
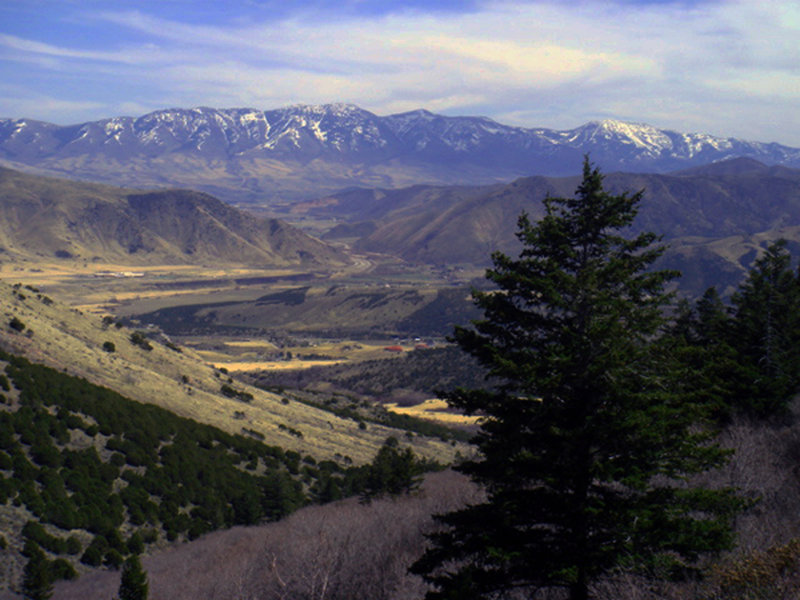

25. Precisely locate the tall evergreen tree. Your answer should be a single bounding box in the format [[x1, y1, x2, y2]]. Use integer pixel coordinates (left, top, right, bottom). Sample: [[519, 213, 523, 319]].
[[117, 554, 149, 600], [729, 240, 800, 415], [668, 287, 740, 422], [411, 159, 740, 600]]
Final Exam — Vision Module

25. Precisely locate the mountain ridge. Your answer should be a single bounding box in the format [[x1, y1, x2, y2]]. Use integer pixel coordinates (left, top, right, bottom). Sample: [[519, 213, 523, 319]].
[[313, 158, 800, 296], [3, 104, 799, 203], [0, 166, 348, 267]]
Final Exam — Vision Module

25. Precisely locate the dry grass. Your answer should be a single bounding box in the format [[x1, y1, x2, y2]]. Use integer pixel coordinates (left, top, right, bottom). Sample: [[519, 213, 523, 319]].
[[0, 280, 464, 466], [384, 398, 481, 426]]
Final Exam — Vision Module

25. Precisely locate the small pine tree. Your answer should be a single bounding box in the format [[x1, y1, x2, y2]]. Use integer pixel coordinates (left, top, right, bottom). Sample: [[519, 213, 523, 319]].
[[360, 437, 421, 502], [22, 545, 53, 600], [117, 554, 148, 600]]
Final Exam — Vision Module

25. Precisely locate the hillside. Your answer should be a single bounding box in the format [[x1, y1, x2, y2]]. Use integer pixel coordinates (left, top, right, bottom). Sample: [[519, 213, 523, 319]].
[[2, 105, 799, 204], [316, 159, 800, 296], [0, 167, 347, 268], [0, 280, 460, 466], [46, 404, 800, 600], [130, 283, 483, 338]]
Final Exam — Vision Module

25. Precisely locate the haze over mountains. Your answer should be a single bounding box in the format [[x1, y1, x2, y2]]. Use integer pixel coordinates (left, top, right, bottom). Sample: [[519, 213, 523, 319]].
[[2, 104, 800, 204]]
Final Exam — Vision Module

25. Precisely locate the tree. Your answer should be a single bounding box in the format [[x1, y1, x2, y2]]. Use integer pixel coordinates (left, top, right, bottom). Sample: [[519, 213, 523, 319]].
[[411, 159, 740, 600], [729, 240, 800, 416], [667, 287, 741, 422], [21, 545, 53, 600], [360, 437, 422, 502], [117, 554, 149, 600]]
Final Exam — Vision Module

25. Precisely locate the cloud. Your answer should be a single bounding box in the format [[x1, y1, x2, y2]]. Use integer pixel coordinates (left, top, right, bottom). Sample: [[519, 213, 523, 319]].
[[0, 92, 106, 121], [2, 0, 800, 145]]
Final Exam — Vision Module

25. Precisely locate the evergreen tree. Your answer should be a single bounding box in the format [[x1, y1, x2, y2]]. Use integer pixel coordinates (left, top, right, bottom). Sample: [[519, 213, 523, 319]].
[[117, 554, 149, 600], [21, 545, 53, 600], [668, 288, 740, 422], [411, 159, 740, 600], [729, 240, 800, 415], [360, 437, 421, 502]]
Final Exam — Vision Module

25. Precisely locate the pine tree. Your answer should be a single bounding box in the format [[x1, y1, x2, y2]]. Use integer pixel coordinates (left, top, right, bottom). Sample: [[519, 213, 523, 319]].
[[117, 554, 148, 600], [360, 437, 421, 502], [729, 240, 800, 415], [411, 159, 740, 600], [21, 545, 53, 600], [668, 287, 741, 422]]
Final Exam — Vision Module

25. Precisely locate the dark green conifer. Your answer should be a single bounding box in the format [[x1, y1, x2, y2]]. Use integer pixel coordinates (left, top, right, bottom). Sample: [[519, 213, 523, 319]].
[[411, 159, 740, 600], [729, 240, 800, 415], [361, 437, 421, 502], [668, 287, 741, 421], [21, 545, 52, 600], [117, 554, 149, 600]]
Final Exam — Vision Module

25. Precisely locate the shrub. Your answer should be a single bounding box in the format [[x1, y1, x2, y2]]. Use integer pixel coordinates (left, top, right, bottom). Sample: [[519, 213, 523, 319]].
[[708, 538, 800, 599], [102, 341, 116, 353], [129, 332, 152, 351], [51, 557, 77, 581], [221, 384, 253, 403], [9, 317, 25, 332]]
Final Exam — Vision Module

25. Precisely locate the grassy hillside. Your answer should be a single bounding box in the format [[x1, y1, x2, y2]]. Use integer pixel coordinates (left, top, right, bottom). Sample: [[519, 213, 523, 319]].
[[0, 347, 445, 595], [0, 280, 462, 466]]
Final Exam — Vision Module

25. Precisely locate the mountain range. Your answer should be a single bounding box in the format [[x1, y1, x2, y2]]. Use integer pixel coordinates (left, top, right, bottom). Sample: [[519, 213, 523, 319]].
[[315, 157, 800, 296], [2, 104, 799, 204], [2, 157, 799, 298]]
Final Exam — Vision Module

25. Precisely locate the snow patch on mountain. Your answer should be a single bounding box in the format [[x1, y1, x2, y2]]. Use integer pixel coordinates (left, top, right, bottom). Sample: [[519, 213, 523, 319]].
[[2, 104, 800, 181]]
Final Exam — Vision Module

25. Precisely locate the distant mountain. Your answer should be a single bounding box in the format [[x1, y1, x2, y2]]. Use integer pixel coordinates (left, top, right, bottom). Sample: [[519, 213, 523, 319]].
[[0, 167, 348, 266], [2, 104, 799, 203], [316, 158, 800, 296]]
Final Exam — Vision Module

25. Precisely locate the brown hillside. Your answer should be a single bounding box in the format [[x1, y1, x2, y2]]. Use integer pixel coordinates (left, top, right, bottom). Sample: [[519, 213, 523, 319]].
[[0, 167, 348, 268]]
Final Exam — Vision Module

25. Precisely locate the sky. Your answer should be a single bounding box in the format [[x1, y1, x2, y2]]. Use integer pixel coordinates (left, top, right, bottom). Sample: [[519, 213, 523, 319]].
[[1, 0, 799, 146]]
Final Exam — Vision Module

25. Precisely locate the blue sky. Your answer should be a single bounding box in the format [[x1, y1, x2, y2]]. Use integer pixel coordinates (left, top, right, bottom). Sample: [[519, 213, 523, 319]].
[[1, 0, 799, 146]]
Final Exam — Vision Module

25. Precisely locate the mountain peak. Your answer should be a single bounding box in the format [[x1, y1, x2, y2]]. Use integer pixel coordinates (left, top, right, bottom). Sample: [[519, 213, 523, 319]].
[[2, 104, 800, 202], [284, 103, 371, 117], [570, 119, 673, 152]]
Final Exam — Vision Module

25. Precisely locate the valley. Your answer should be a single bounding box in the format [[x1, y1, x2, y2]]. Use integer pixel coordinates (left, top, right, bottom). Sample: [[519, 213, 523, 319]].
[[2, 145, 800, 599]]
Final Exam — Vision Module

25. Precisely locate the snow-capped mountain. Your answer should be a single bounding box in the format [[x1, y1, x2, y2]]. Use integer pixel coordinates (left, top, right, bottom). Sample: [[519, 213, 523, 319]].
[[1, 104, 798, 202]]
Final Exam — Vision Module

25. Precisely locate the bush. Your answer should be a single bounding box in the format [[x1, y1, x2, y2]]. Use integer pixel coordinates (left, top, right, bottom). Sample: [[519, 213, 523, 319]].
[[129, 332, 152, 351], [9, 317, 25, 332], [221, 384, 253, 403], [80, 544, 104, 567], [104, 548, 124, 569], [51, 557, 77, 581], [708, 538, 800, 599], [102, 341, 116, 353]]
